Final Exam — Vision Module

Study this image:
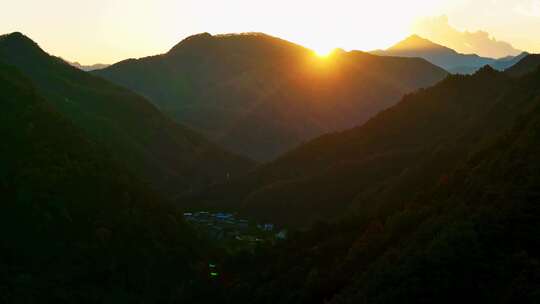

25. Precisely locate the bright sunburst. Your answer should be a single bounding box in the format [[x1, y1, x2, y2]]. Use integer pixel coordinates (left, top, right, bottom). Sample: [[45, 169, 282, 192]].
[[314, 47, 334, 58]]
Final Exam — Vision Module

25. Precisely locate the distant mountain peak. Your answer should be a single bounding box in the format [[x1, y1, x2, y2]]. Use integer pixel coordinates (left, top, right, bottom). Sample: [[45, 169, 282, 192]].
[[389, 34, 449, 52], [373, 34, 527, 74], [404, 34, 430, 43], [69, 61, 110, 71]]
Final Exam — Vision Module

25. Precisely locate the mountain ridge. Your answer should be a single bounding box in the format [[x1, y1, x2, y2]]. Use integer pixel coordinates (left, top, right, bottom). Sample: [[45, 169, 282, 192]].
[[0, 62, 214, 302], [372, 34, 528, 74], [0, 32, 254, 199], [194, 64, 537, 227], [506, 54, 540, 77], [69, 61, 110, 71], [95, 32, 448, 160]]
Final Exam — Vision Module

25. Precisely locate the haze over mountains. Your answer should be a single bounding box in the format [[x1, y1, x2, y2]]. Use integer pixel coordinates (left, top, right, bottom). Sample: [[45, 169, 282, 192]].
[[95, 33, 447, 160], [412, 15, 523, 58], [69, 61, 110, 71], [372, 35, 528, 74]]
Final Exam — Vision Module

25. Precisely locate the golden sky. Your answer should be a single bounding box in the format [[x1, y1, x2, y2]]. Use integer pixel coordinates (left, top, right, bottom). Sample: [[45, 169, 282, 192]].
[[1, 0, 539, 64]]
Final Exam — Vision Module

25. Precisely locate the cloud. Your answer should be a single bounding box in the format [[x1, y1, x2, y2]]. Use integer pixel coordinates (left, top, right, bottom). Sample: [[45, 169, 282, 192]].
[[515, 0, 540, 17], [412, 15, 522, 58]]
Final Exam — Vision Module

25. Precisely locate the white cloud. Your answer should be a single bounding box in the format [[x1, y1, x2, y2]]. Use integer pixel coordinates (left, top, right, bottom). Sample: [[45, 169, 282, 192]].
[[412, 15, 522, 58], [515, 0, 540, 17]]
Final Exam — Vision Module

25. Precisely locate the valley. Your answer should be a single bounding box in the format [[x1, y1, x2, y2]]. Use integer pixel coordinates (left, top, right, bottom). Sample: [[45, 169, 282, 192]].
[[183, 211, 286, 251], [2, 8, 540, 302]]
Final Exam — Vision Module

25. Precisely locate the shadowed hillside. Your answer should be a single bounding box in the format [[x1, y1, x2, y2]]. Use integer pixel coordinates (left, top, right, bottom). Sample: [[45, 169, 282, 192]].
[[196, 66, 540, 228], [3, 29, 540, 304], [95, 32, 447, 160], [192, 61, 540, 304], [219, 93, 540, 303], [506, 54, 540, 77], [0, 63, 216, 303], [0, 32, 254, 199]]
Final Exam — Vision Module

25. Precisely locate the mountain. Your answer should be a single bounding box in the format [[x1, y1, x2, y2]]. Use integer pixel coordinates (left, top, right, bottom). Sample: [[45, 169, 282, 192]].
[[0, 32, 254, 198], [3, 32, 540, 304], [490, 51, 529, 70], [506, 54, 540, 77], [94, 32, 448, 161], [220, 90, 540, 303], [0, 63, 214, 303], [69, 61, 110, 71], [196, 65, 540, 227], [199, 63, 540, 304], [372, 35, 528, 74]]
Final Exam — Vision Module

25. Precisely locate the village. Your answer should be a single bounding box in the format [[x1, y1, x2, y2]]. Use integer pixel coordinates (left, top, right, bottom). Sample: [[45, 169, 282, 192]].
[[183, 211, 287, 248]]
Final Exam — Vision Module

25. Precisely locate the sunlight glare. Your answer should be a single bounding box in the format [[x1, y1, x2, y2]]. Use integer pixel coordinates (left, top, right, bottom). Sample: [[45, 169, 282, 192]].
[[314, 47, 334, 58]]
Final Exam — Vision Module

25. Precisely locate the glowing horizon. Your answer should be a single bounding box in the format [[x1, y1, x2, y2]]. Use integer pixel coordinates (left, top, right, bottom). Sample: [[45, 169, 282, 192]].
[[2, 0, 539, 65]]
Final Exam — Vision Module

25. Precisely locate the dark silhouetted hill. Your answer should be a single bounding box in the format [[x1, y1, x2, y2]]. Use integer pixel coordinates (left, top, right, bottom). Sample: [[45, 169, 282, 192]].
[[506, 54, 540, 77], [0, 32, 254, 199], [94, 32, 448, 160], [0, 63, 214, 302]]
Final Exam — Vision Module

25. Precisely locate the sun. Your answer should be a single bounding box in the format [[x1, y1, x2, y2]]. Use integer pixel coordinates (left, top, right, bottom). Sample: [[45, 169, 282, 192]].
[[313, 47, 334, 58]]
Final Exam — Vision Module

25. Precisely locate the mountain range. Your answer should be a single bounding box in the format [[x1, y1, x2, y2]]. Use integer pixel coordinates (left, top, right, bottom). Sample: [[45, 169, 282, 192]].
[[198, 57, 540, 304], [196, 63, 540, 227], [372, 34, 528, 74], [219, 64, 540, 301], [0, 32, 253, 199], [69, 61, 110, 71], [2, 29, 540, 303], [94, 32, 448, 161]]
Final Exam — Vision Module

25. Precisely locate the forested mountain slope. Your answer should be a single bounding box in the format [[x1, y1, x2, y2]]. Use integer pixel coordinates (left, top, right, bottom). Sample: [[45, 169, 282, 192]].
[[0, 32, 253, 199], [0, 64, 214, 303], [197, 66, 540, 227], [506, 54, 540, 77], [95, 33, 447, 160], [219, 96, 540, 303], [202, 65, 540, 304]]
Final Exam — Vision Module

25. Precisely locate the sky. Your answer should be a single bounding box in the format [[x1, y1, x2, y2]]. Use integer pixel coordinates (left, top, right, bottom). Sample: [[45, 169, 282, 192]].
[[1, 0, 540, 64]]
